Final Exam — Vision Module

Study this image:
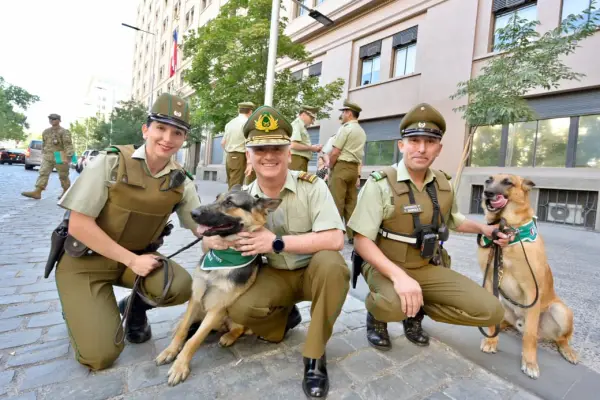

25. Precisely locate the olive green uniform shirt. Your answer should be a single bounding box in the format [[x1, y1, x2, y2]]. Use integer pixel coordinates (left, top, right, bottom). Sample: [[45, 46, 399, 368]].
[[347, 160, 466, 241], [244, 171, 345, 270], [332, 120, 366, 164], [223, 114, 248, 153], [290, 117, 312, 161], [58, 144, 201, 230]]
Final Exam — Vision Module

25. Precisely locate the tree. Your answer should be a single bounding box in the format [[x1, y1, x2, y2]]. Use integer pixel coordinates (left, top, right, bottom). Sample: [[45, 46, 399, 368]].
[[183, 0, 345, 136], [0, 77, 40, 142], [450, 4, 600, 190], [92, 99, 147, 149]]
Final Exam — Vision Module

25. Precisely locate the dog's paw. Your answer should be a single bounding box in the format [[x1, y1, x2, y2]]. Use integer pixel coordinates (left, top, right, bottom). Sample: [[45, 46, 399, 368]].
[[218, 332, 238, 347], [558, 345, 579, 365], [168, 359, 191, 386], [480, 338, 498, 354], [156, 346, 180, 366], [521, 359, 540, 379]]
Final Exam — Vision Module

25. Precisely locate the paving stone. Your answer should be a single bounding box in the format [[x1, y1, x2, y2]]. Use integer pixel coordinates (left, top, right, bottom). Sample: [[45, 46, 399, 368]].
[[342, 295, 366, 312], [423, 392, 453, 400], [154, 375, 218, 400], [340, 329, 370, 351], [186, 343, 238, 373], [0, 317, 23, 333], [0, 329, 42, 350], [42, 324, 69, 342], [299, 306, 312, 323], [146, 305, 186, 323], [0, 287, 17, 296], [6, 342, 69, 367], [338, 311, 367, 330], [339, 349, 393, 382], [19, 282, 57, 294], [0, 294, 33, 305], [327, 389, 364, 400], [284, 324, 308, 348], [0, 276, 38, 288], [398, 358, 450, 394], [127, 361, 171, 391], [360, 373, 418, 400], [442, 370, 517, 400], [15, 338, 70, 353], [33, 291, 59, 302], [380, 336, 424, 364], [0, 303, 50, 319], [262, 349, 304, 383], [230, 333, 284, 358], [424, 345, 472, 378], [297, 301, 311, 310], [326, 336, 356, 360], [211, 360, 272, 397], [331, 319, 349, 336], [0, 370, 15, 395], [19, 359, 89, 390], [510, 390, 542, 400], [42, 372, 124, 400], [113, 341, 156, 367], [27, 312, 64, 328], [3, 393, 37, 400]]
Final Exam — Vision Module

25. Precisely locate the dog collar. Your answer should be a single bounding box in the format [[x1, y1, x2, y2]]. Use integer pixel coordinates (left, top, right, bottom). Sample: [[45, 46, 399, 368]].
[[200, 248, 257, 270], [482, 219, 538, 247]]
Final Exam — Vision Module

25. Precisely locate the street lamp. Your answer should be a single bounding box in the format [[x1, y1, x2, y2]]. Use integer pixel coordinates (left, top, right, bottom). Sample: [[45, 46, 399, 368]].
[[122, 23, 157, 114], [264, 0, 334, 106], [96, 86, 115, 146]]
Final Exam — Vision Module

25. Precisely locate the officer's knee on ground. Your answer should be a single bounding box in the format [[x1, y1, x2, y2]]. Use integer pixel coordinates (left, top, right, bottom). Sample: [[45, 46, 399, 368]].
[[77, 342, 124, 371]]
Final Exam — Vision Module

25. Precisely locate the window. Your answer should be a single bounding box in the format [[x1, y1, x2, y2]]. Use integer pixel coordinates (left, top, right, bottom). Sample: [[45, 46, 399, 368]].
[[291, 70, 303, 81], [161, 41, 166, 55], [157, 89, 163, 97], [576, 114, 600, 168], [505, 118, 569, 167], [493, 1, 537, 50], [308, 62, 322, 85], [186, 6, 195, 28], [180, 70, 187, 86], [359, 40, 382, 86], [159, 65, 165, 79], [201, 0, 207, 11], [297, 0, 310, 17], [470, 125, 502, 167], [561, 0, 599, 32], [163, 17, 168, 33], [392, 26, 418, 77], [364, 141, 396, 166]]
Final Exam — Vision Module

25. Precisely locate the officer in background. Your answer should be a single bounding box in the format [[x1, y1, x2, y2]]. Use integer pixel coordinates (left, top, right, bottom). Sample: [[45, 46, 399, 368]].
[[290, 105, 322, 172], [348, 103, 510, 351], [328, 100, 366, 244], [54, 93, 201, 371], [203, 105, 349, 398], [221, 102, 255, 189], [21, 114, 73, 200]]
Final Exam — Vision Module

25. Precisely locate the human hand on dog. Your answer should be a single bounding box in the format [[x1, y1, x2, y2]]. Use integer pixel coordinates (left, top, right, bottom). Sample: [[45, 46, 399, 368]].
[[392, 274, 423, 318], [128, 254, 162, 277], [203, 235, 238, 251], [236, 228, 277, 256], [482, 225, 513, 247]]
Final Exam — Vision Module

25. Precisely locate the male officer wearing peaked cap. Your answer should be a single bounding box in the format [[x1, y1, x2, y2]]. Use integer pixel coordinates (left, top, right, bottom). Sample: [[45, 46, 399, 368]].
[[328, 99, 367, 244], [348, 102, 511, 352], [290, 105, 323, 172], [222, 101, 256, 189], [201, 105, 350, 398]]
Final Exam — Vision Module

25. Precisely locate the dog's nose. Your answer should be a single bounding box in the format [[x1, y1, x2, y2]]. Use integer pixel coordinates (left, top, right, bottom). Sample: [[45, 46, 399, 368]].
[[191, 209, 202, 220], [484, 190, 495, 198]]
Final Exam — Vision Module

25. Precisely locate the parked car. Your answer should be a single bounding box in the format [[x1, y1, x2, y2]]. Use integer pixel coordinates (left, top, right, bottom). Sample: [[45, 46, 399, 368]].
[[24, 140, 43, 170], [0, 148, 26, 165], [76, 149, 99, 173]]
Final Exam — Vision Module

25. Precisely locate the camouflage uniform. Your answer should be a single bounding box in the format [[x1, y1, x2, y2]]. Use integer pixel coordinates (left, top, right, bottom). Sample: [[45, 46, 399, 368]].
[[21, 113, 73, 200]]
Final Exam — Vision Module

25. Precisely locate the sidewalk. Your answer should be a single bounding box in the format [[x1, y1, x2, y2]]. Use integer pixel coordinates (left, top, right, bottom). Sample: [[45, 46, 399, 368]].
[[0, 178, 579, 399]]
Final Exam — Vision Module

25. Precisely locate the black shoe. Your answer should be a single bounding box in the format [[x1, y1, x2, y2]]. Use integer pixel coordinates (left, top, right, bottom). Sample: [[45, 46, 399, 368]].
[[302, 354, 329, 398], [402, 308, 429, 347], [258, 305, 302, 343], [118, 294, 152, 344], [348, 238, 354, 245], [366, 312, 391, 351]]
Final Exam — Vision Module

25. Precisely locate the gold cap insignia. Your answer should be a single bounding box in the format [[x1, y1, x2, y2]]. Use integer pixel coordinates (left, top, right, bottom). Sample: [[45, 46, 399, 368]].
[[255, 112, 279, 132], [418, 122, 426, 128]]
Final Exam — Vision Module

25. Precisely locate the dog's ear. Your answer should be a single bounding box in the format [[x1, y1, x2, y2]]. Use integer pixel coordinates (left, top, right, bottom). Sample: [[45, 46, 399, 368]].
[[255, 198, 282, 213], [230, 184, 243, 192], [522, 178, 535, 192]]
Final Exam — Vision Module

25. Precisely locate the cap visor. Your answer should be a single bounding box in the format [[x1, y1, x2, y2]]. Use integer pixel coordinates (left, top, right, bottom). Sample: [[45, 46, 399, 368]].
[[150, 116, 189, 131], [402, 131, 442, 139], [245, 139, 291, 147]]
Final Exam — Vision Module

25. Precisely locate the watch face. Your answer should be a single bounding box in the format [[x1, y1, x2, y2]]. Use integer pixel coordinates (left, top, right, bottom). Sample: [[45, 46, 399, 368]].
[[273, 238, 284, 252]]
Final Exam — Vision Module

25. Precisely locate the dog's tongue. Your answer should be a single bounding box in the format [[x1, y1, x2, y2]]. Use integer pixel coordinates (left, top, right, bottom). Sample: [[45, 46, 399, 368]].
[[490, 194, 508, 209], [196, 225, 211, 235]]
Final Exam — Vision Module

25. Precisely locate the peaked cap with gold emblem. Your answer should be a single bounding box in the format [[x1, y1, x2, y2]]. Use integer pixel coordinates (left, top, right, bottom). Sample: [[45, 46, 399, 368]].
[[149, 93, 191, 132], [243, 105, 293, 147], [399, 103, 446, 139]]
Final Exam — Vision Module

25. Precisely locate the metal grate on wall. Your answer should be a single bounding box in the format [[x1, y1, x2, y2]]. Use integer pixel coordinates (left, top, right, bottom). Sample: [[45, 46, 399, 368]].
[[470, 185, 485, 214], [537, 189, 598, 229]]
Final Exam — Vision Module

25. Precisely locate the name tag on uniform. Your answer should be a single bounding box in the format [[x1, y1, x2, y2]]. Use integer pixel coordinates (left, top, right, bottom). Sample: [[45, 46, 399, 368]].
[[403, 204, 422, 214]]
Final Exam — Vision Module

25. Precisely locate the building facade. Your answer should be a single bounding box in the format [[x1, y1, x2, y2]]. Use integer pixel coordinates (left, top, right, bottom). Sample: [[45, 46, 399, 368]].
[[133, 0, 600, 230]]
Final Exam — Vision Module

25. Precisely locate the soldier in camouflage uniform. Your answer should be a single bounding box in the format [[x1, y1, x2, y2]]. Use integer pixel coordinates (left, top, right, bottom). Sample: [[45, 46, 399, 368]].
[[21, 113, 74, 200]]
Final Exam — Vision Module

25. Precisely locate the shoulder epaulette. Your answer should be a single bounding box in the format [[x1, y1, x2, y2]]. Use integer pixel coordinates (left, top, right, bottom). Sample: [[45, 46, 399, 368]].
[[184, 170, 194, 180], [104, 146, 120, 153], [298, 171, 317, 183], [439, 170, 452, 180], [370, 170, 387, 181]]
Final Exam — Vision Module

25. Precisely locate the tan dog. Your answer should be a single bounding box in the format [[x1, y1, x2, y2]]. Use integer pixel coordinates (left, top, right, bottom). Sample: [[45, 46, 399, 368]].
[[155, 185, 281, 386], [478, 174, 577, 379]]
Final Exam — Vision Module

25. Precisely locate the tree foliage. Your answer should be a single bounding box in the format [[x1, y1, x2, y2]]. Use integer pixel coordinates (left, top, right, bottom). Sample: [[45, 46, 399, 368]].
[[91, 99, 147, 149], [183, 0, 345, 135], [0, 77, 40, 142], [450, 5, 600, 189]]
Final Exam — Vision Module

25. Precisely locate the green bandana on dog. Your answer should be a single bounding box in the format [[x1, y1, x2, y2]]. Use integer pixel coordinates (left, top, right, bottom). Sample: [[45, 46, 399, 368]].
[[200, 248, 257, 271], [482, 219, 538, 247]]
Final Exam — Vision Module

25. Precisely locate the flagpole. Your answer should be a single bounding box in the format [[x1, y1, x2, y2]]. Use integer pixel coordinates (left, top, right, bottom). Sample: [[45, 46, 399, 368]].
[[264, 0, 280, 107], [149, 31, 156, 113]]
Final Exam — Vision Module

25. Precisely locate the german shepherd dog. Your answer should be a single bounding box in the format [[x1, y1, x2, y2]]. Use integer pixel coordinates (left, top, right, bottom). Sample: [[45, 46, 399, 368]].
[[478, 174, 578, 379], [155, 184, 281, 386]]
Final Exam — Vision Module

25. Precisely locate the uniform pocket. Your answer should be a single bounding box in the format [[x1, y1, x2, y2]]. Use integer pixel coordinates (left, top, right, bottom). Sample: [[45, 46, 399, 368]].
[[288, 215, 312, 234]]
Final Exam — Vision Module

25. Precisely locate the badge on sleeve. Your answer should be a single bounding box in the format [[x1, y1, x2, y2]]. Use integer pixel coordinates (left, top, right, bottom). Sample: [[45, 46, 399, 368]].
[[403, 204, 422, 214]]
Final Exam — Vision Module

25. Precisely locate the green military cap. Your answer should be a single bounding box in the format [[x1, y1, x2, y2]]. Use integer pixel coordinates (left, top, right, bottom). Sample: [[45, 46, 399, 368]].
[[300, 105, 318, 119], [339, 99, 362, 113], [48, 113, 61, 120], [149, 93, 191, 132], [238, 101, 256, 110], [399, 103, 446, 139], [243, 105, 293, 147]]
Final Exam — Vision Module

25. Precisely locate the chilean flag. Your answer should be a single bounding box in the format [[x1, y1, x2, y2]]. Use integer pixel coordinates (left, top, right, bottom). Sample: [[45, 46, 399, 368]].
[[170, 29, 178, 78]]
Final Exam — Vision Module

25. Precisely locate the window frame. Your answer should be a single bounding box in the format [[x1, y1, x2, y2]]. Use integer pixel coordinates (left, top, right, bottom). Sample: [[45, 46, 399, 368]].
[[491, 1, 538, 51]]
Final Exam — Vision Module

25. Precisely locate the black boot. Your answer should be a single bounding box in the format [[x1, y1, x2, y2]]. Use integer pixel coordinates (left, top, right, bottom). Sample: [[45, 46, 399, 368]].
[[118, 294, 152, 344], [366, 312, 391, 351], [258, 305, 302, 343], [402, 308, 429, 347], [302, 353, 329, 398]]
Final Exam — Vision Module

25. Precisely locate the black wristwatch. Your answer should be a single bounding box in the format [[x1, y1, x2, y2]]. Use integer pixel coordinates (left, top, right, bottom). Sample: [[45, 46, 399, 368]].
[[272, 235, 285, 254]]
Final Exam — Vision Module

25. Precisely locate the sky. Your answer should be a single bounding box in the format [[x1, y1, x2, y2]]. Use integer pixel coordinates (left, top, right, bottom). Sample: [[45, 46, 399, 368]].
[[0, 0, 139, 134]]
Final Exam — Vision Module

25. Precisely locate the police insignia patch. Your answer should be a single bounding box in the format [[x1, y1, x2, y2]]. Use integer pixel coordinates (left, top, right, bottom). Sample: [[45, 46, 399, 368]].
[[255, 112, 279, 133]]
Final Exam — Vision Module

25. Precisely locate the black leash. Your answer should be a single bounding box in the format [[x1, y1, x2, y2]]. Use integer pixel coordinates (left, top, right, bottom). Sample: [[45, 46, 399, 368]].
[[476, 218, 539, 339], [114, 237, 202, 345]]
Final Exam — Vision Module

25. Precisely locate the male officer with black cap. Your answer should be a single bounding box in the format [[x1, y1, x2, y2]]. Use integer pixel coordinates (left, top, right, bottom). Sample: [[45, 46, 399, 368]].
[[347, 103, 510, 351]]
